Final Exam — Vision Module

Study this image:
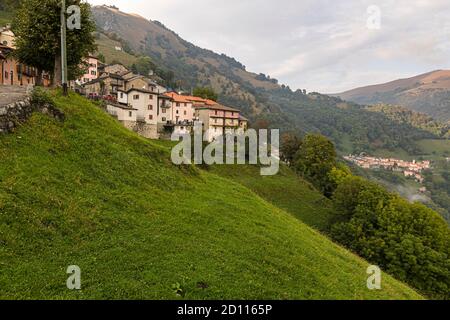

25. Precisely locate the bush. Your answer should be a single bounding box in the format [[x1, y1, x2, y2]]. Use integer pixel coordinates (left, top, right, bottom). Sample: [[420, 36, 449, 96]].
[[330, 177, 450, 299], [31, 87, 54, 107]]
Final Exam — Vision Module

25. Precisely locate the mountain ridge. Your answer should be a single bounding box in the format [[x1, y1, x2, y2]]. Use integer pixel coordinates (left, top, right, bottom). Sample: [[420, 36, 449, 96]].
[[335, 70, 450, 123]]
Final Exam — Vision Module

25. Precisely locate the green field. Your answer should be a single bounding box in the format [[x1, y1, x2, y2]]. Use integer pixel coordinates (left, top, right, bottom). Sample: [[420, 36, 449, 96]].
[[371, 139, 450, 162], [0, 92, 422, 299], [208, 165, 333, 231], [95, 33, 138, 67], [416, 139, 450, 158]]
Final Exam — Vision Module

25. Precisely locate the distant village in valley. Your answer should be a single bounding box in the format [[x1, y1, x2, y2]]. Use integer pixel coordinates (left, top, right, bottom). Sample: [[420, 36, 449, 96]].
[[0, 24, 249, 142], [344, 154, 431, 185]]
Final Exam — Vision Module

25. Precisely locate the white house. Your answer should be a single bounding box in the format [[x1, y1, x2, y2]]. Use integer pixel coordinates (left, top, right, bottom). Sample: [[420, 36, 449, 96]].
[[106, 103, 137, 122], [118, 88, 159, 124]]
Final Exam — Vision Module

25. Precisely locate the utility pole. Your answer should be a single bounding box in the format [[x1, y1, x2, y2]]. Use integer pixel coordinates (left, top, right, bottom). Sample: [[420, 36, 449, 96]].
[[60, 0, 68, 96]]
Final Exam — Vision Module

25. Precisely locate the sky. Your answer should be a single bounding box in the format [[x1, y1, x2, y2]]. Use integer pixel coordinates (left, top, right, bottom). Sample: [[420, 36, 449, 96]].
[[88, 0, 450, 93]]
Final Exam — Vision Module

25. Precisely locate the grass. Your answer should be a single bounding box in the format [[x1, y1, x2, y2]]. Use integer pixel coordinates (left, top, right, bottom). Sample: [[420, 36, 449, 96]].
[[95, 33, 138, 67], [0, 10, 13, 26], [208, 165, 333, 231], [415, 139, 450, 158], [0, 91, 422, 299]]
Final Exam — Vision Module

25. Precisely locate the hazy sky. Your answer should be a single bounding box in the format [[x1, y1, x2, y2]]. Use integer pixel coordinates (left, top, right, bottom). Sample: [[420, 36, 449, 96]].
[[88, 0, 450, 93]]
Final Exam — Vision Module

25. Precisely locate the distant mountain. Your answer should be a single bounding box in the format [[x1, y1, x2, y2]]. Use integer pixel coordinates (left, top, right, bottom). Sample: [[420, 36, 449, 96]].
[[335, 70, 450, 123], [93, 6, 441, 154]]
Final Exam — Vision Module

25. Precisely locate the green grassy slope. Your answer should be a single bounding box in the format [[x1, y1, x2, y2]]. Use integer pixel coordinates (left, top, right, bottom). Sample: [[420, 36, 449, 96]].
[[0, 92, 422, 299], [95, 32, 138, 67], [208, 165, 333, 231]]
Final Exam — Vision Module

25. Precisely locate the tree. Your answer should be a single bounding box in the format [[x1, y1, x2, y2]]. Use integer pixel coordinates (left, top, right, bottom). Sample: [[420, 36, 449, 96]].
[[252, 119, 270, 130], [280, 133, 302, 165], [330, 177, 450, 299], [12, 0, 97, 86], [0, 0, 20, 11], [97, 53, 106, 64], [193, 87, 218, 101], [131, 56, 155, 76], [294, 134, 337, 196]]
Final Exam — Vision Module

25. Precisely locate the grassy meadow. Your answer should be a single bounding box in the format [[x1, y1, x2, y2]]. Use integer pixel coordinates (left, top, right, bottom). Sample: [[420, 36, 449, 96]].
[[0, 92, 422, 299]]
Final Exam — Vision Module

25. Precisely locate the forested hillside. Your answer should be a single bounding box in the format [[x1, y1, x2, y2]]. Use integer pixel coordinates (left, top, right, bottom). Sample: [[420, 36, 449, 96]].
[[366, 104, 450, 138]]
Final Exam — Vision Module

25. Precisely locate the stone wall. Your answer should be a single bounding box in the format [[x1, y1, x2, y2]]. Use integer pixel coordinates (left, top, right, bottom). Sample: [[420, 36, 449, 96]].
[[0, 88, 65, 134], [120, 120, 159, 140]]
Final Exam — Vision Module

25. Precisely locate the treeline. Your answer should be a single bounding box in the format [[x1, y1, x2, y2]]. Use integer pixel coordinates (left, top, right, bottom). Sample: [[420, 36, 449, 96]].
[[281, 133, 450, 299], [423, 165, 450, 222], [270, 89, 438, 154], [366, 104, 450, 138]]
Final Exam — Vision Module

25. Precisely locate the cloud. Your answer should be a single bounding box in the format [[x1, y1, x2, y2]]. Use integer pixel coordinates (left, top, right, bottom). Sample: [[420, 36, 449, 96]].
[[88, 0, 450, 92]]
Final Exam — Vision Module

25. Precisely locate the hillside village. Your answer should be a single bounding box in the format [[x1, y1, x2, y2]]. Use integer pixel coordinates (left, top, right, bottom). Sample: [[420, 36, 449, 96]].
[[344, 154, 431, 184], [1, 2, 450, 301], [0, 24, 249, 141]]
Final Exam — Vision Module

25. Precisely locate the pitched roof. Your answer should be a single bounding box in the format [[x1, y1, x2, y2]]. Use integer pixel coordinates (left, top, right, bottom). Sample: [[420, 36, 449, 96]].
[[164, 92, 192, 103], [121, 88, 155, 94], [164, 92, 217, 105], [196, 103, 240, 112], [183, 95, 217, 106]]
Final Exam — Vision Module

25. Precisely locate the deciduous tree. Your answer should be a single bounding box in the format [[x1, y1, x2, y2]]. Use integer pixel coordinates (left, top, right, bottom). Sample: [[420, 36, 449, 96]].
[[12, 0, 96, 86]]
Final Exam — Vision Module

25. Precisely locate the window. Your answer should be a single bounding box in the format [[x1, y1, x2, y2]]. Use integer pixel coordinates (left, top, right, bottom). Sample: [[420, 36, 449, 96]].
[[176, 102, 180, 107], [215, 110, 218, 115], [133, 95, 140, 100], [184, 111, 187, 115], [148, 105, 153, 110], [129, 111, 132, 117], [176, 110, 179, 114], [162, 117, 166, 122], [120, 93, 124, 98], [162, 109, 166, 114], [149, 115, 153, 120], [149, 95, 153, 100]]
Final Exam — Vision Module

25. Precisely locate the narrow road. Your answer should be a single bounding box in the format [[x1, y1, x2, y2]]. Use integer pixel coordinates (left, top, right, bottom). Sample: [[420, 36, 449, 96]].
[[0, 85, 29, 106]]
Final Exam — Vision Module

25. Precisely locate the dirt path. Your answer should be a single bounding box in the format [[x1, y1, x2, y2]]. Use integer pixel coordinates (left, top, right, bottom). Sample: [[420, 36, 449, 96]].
[[0, 85, 29, 106]]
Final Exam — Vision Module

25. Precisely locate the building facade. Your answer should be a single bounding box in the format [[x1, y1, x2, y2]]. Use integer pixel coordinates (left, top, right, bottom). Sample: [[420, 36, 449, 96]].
[[79, 56, 99, 84], [195, 104, 241, 142], [0, 45, 36, 86]]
